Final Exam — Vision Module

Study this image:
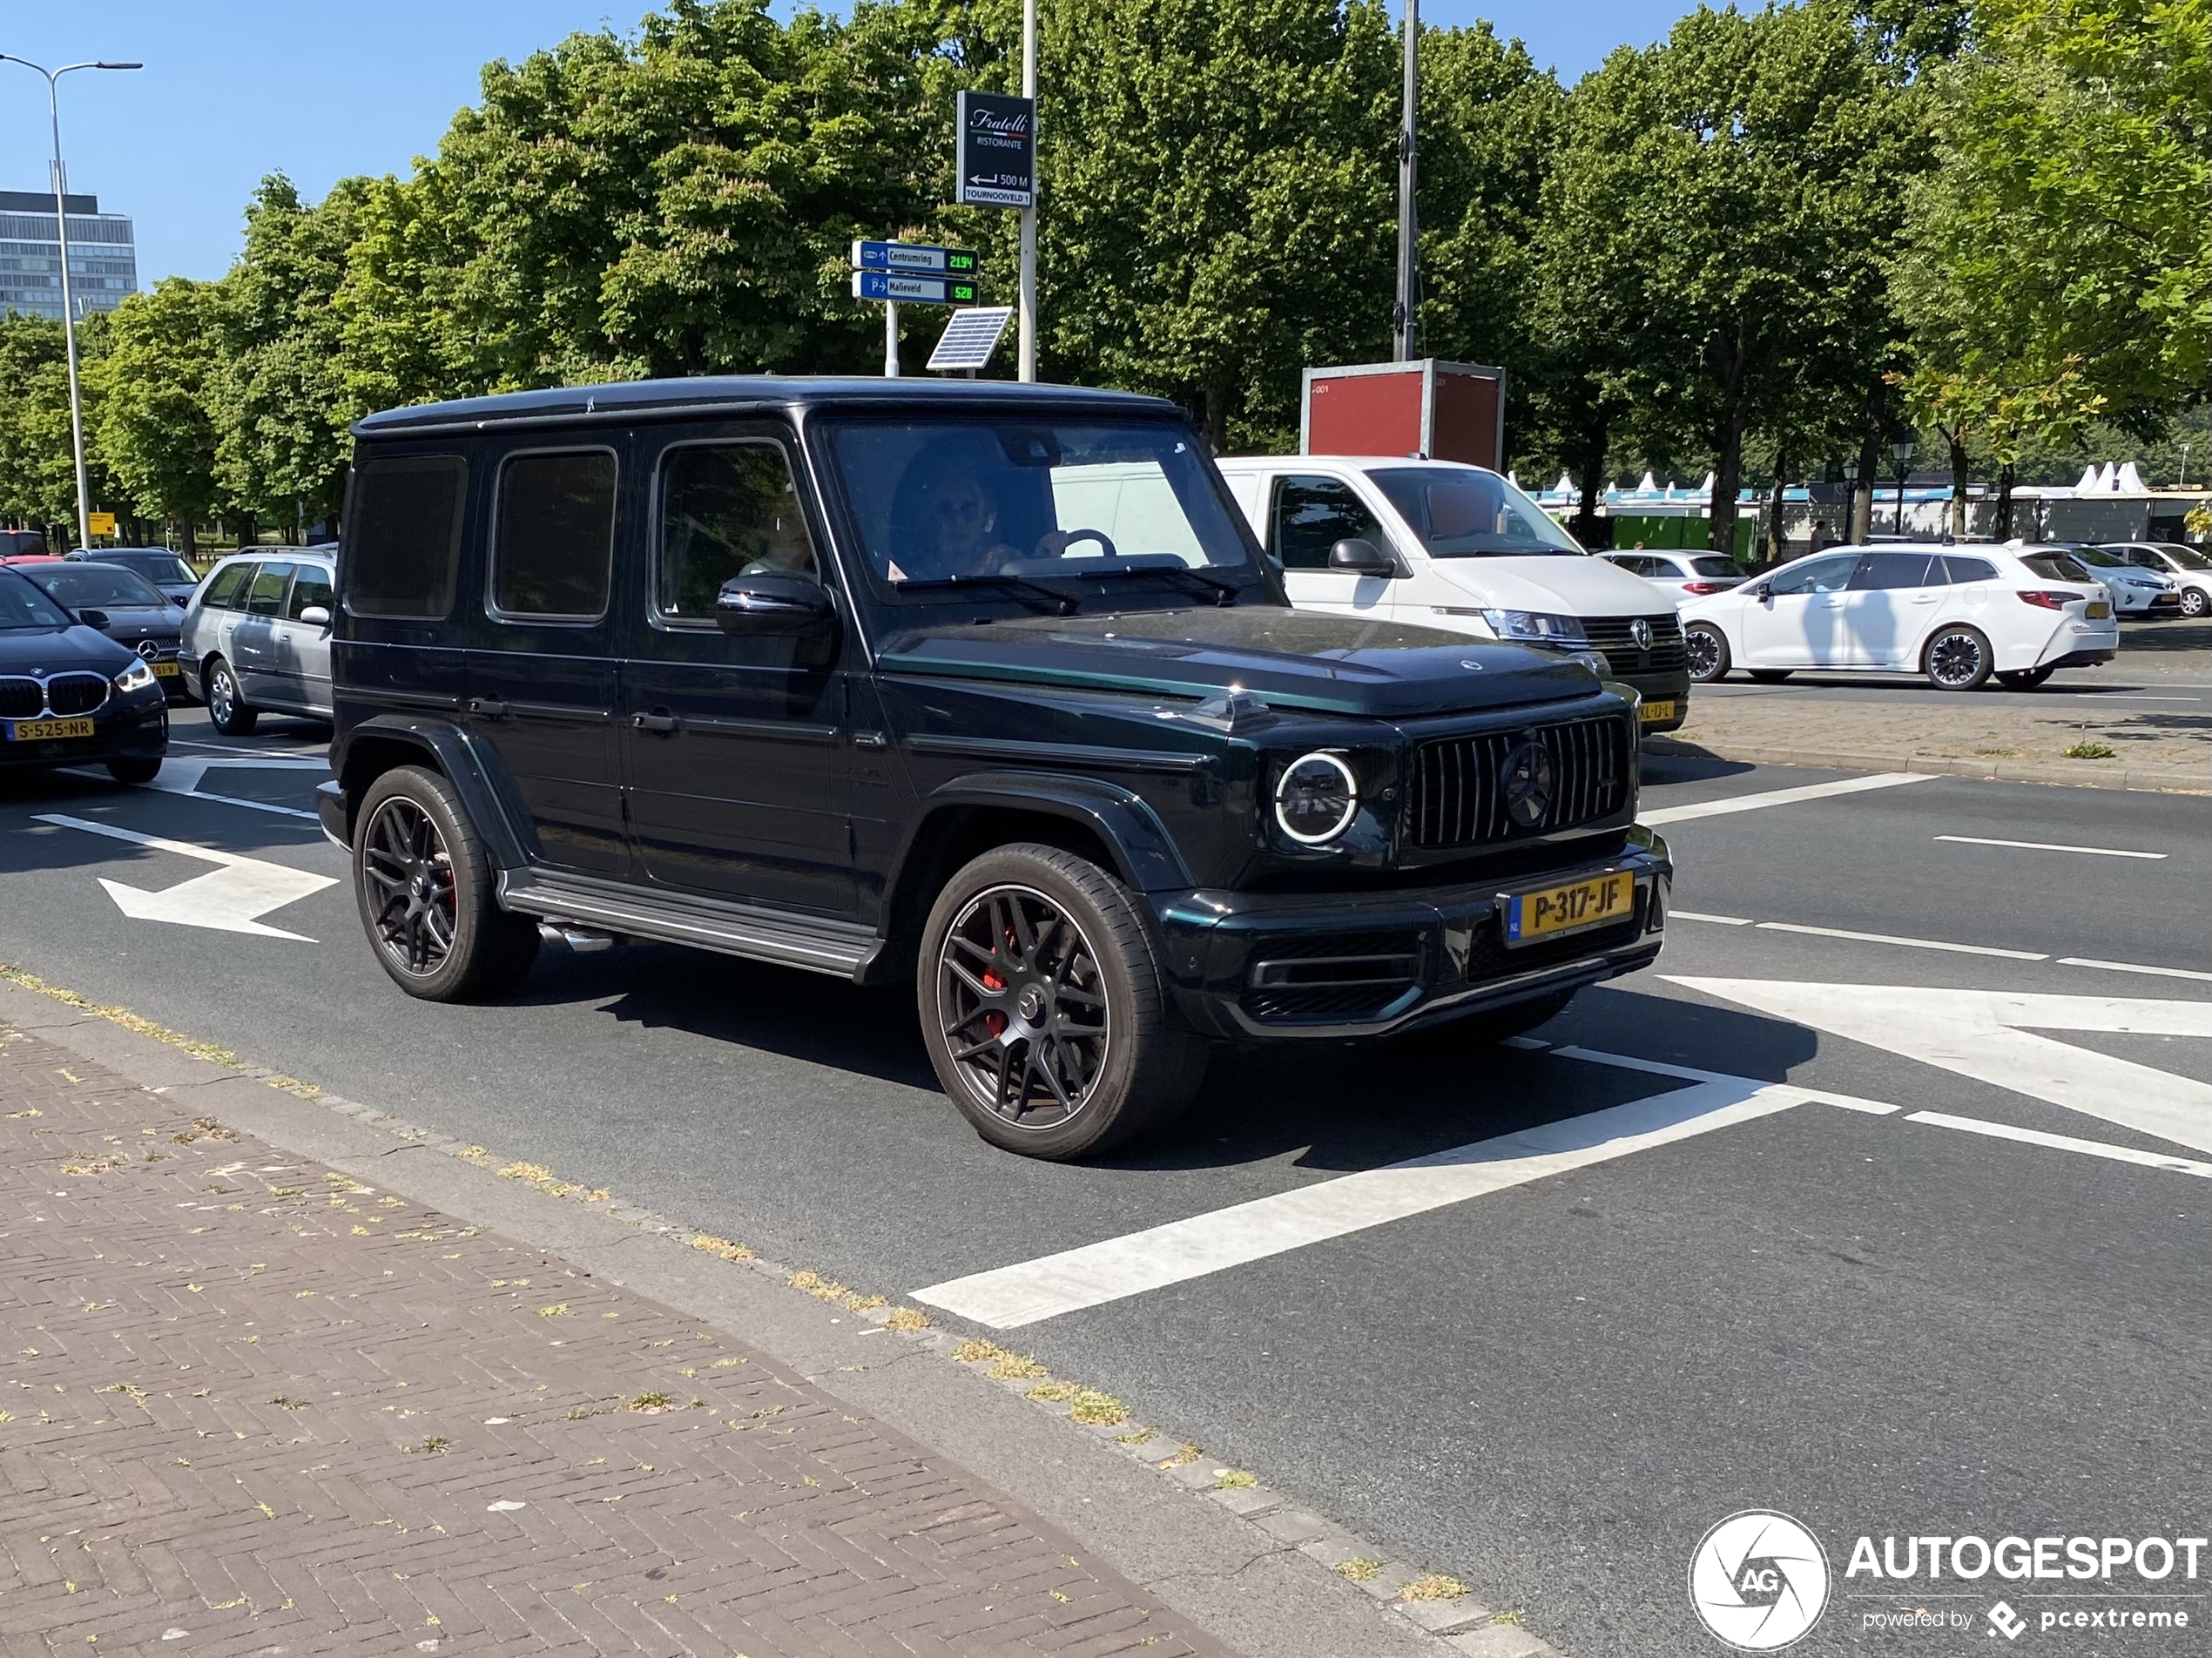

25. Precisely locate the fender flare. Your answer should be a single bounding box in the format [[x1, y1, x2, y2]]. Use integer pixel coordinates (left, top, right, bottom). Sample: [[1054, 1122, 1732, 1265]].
[[331, 714, 535, 870], [890, 769, 1197, 899]]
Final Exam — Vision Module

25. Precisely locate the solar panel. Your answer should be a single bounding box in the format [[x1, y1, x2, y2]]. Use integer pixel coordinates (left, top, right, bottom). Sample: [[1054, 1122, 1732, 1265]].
[[927, 307, 1015, 373]]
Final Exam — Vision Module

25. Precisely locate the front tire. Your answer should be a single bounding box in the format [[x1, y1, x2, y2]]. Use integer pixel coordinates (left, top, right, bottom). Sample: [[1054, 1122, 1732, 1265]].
[[105, 757, 161, 785], [354, 765, 538, 1001], [1685, 623, 1730, 684], [1924, 624, 1993, 691], [919, 843, 1205, 1160], [205, 657, 258, 735]]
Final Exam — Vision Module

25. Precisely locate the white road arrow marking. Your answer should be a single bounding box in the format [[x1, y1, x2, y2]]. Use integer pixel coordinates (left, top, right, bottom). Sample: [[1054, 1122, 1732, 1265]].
[[1666, 978, 2212, 1156], [35, 813, 337, 941]]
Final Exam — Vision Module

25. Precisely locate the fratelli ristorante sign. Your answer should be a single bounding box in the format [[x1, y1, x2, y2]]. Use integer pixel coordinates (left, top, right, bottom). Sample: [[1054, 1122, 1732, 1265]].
[[956, 91, 1035, 209]]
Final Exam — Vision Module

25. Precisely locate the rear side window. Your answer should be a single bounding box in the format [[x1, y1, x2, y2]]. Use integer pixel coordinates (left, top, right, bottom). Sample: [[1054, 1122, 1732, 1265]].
[[203, 562, 253, 610], [492, 450, 617, 621], [287, 565, 334, 619], [347, 455, 468, 619], [1943, 556, 1997, 584], [246, 563, 296, 617]]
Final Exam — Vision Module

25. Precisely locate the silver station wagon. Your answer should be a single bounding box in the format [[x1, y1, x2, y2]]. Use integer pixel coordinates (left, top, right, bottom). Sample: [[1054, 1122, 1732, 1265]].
[[179, 549, 338, 731]]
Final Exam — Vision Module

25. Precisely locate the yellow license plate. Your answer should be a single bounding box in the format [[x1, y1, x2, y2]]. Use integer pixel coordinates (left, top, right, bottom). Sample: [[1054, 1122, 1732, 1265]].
[[1507, 871, 1635, 944], [2086, 601, 2110, 619], [1638, 698, 1677, 724], [152, 660, 180, 677], [6, 717, 96, 741]]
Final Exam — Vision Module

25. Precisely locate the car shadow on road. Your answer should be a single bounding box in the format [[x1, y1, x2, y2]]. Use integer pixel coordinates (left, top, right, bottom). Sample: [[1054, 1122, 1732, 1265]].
[[1639, 748, 1757, 785], [512, 947, 1823, 1177]]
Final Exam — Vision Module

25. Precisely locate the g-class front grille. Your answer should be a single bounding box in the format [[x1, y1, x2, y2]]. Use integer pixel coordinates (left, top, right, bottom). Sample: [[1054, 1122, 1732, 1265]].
[[1581, 613, 1686, 675], [1408, 714, 1630, 849]]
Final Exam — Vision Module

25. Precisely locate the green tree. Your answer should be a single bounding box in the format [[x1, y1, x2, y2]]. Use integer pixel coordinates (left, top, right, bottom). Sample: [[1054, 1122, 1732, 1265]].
[[0, 312, 127, 536], [94, 279, 228, 555]]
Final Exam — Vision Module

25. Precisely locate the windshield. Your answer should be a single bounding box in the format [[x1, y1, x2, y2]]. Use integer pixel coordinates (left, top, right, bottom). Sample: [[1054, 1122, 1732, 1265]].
[[2021, 551, 2093, 583], [825, 418, 1258, 596], [107, 551, 198, 583], [0, 571, 74, 630], [2150, 543, 2211, 570], [29, 564, 167, 608], [1368, 467, 1587, 557], [1687, 555, 1741, 578]]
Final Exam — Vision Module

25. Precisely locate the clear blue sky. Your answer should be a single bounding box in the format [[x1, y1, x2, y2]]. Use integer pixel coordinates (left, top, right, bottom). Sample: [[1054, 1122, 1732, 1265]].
[[0, 0, 1698, 287]]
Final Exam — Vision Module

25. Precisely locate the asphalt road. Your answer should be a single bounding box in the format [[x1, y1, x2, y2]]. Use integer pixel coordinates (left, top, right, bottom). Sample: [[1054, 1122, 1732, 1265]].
[[2, 711, 2207, 1658]]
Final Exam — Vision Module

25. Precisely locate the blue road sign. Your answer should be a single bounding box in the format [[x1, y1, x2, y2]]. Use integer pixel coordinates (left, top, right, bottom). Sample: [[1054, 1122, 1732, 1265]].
[[853, 269, 980, 307], [852, 239, 980, 277]]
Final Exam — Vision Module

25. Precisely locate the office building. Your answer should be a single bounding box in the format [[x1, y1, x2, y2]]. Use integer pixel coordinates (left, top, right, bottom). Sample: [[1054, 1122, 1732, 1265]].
[[0, 189, 138, 321]]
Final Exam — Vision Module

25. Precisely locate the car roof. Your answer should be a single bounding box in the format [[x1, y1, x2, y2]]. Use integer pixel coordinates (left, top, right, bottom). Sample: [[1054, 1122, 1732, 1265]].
[[210, 548, 333, 563], [354, 374, 1178, 437], [1212, 455, 1494, 474]]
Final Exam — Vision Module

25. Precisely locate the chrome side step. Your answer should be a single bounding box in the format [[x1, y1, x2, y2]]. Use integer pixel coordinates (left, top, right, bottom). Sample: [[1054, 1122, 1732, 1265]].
[[500, 872, 880, 981]]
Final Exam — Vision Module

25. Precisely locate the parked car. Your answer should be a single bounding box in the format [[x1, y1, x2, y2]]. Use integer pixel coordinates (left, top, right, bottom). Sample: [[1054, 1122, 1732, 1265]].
[[1599, 549, 1748, 604], [314, 377, 1671, 1160], [179, 549, 336, 731], [67, 547, 201, 607], [2023, 542, 2180, 617], [1680, 543, 2116, 691], [12, 561, 190, 701], [0, 529, 51, 559], [1212, 456, 1691, 734], [0, 565, 168, 781], [2101, 542, 2212, 618]]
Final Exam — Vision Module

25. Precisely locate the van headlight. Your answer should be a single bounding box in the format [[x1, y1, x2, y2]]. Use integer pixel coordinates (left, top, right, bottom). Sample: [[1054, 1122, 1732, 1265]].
[[1274, 751, 1359, 845], [113, 660, 156, 694], [1480, 609, 1587, 646]]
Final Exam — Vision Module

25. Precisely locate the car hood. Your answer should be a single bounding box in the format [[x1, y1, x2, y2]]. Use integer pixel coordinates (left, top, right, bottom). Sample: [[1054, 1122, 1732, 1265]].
[[876, 603, 1600, 718], [0, 623, 133, 672], [1426, 555, 1676, 616], [91, 604, 183, 640]]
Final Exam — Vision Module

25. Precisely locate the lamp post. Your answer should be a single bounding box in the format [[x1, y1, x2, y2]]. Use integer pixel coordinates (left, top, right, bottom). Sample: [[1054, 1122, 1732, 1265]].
[[2180, 443, 2191, 491], [1890, 438, 1915, 536], [1393, 0, 1419, 361], [0, 56, 142, 553]]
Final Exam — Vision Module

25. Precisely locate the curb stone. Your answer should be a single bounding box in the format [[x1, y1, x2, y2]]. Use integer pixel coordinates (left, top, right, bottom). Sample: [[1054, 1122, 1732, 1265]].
[[1645, 734, 2208, 794], [0, 969, 1562, 1658]]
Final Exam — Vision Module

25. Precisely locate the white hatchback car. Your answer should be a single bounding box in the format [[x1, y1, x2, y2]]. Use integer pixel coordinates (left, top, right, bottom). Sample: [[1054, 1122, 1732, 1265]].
[[2102, 543, 2212, 617], [1215, 456, 1693, 732], [1678, 543, 2117, 691], [1598, 549, 1748, 603]]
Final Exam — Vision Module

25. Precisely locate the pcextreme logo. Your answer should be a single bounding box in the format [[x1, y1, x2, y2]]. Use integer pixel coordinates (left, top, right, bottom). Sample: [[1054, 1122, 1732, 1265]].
[[1689, 1511, 1831, 1650]]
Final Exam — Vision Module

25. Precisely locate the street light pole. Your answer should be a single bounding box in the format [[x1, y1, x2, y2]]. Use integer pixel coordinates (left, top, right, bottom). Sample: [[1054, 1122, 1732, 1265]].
[[1393, 0, 1419, 362], [0, 56, 141, 552], [1890, 438, 1915, 536], [2181, 443, 2191, 491]]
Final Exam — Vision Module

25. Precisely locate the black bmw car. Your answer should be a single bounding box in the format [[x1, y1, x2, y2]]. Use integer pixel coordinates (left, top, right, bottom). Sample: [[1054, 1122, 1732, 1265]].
[[18, 561, 191, 701], [0, 567, 168, 782]]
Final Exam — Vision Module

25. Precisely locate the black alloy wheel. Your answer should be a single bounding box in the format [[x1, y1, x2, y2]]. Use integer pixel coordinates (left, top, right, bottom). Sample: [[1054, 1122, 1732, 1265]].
[[919, 843, 1206, 1159], [1924, 624, 1993, 691], [1684, 623, 1730, 683], [353, 765, 537, 1001], [936, 883, 1111, 1130]]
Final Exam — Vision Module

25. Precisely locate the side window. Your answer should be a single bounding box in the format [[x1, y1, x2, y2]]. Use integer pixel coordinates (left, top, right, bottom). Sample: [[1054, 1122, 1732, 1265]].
[[246, 562, 296, 617], [1271, 475, 1386, 570], [1942, 556, 1997, 584], [1849, 553, 1937, 590], [491, 449, 617, 621], [203, 562, 253, 610], [655, 441, 817, 623], [1767, 554, 1858, 596], [286, 565, 334, 619], [345, 455, 468, 619], [2123, 548, 2163, 569]]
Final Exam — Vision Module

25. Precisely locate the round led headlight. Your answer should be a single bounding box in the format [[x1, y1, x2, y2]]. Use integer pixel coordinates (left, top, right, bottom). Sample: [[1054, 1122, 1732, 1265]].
[[1274, 751, 1359, 846]]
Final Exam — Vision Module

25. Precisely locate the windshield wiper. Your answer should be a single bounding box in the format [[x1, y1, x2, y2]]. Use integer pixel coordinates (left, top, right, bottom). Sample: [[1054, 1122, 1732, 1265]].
[[1090, 563, 1241, 605], [893, 574, 1078, 616]]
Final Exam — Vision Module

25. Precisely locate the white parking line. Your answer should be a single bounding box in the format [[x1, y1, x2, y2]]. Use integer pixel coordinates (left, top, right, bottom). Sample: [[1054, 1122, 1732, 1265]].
[[1905, 1111, 2212, 1178], [1671, 910, 1753, 926], [2059, 957, 2212, 984], [1752, 921, 2046, 960], [1934, 835, 2166, 859], [1640, 772, 1934, 826]]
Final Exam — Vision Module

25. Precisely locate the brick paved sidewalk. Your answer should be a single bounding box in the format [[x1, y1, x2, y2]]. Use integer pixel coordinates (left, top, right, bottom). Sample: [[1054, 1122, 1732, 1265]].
[[0, 1021, 1224, 1658]]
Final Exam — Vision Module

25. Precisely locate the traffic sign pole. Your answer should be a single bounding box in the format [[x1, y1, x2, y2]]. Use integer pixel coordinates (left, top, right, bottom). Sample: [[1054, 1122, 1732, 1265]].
[[1018, 0, 1038, 383], [885, 298, 900, 378]]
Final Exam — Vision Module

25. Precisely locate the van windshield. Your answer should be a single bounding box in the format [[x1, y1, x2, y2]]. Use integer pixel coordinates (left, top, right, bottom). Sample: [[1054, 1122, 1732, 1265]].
[[824, 418, 1260, 600], [1368, 467, 1587, 557]]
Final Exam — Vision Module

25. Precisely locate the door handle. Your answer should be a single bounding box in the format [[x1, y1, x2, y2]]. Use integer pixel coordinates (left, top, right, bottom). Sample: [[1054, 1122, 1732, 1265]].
[[469, 698, 509, 718], [852, 731, 888, 749], [1911, 594, 1939, 603], [632, 711, 679, 735]]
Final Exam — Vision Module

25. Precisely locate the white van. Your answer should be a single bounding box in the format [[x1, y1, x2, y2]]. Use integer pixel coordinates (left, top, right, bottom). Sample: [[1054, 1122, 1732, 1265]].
[[1215, 456, 1692, 732]]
